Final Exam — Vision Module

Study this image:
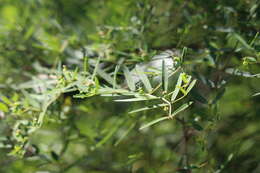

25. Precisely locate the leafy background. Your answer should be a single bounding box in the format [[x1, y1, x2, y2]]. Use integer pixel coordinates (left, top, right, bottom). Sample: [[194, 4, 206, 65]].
[[0, 0, 259, 172]]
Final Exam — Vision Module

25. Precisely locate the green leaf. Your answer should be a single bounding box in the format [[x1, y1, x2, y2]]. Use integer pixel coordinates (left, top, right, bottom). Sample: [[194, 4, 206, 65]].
[[99, 87, 129, 95], [91, 57, 101, 81], [139, 102, 193, 130], [186, 79, 197, 94], [37, 92, 61, 126], [249, 32, 259, 46], [94, 77, 100, 92], [225, 68, 260, 78], [115, 98, 148, 102], [170, 101, 193, 118], [0, 102, 8, 112], [123, 66, 136, 91], [97, 68, 119, 88], [252, 92, 260, 97], [135, 66, 152, 92], [1, 96, 11, 105], [162, 60, 168, 92], [95, 127, 118, 148], [128, 103, 167, 114], [181, 47, 187, 62], [95, 120, 122, 148], [171, 73, 183, 101], [233, 33, 253, 50], [83, 56, 89, 73], [115, 95, 158, 102], [243, 57, 257, 65], [139, 116, 169, 130], [113, 65, 120, 89], [114, 123, 136, 146]]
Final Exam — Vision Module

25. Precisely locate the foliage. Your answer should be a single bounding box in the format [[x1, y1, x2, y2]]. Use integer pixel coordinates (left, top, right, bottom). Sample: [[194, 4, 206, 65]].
[[0, 0, 259, 173]]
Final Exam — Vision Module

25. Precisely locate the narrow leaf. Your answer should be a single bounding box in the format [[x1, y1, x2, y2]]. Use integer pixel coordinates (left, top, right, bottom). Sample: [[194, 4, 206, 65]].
[[113, 65, 120, 89], [83, 56, 89, 73], [129, 103, 167, 114], [115, 95, 158, 102], [98, 88, 130, 95], [186, 79, 197, 94], [181, 47, 187, 62], [95, 125, 118, 148], [139, 102, 193, 130], [171, 73, 183, 101], [115, 98, 148, 102], [170, 101, 193, 118], [114, 123, 136, 146], [252, 92, 260, 97], [162, 60, 168, 92], [233, 33, 253, 50], [123, 66, 136, 91], [139, 116, 168, 130], [249, 32, 259, 46], [225, 68, 260, 78], [97, 68, 119, 88], [91, 57, 101, 80], [135, 66, 152, 92]]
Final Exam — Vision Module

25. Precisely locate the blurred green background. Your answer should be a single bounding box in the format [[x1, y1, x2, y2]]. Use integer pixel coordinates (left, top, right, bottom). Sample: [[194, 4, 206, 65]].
[[0, 0, 259, 172]]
